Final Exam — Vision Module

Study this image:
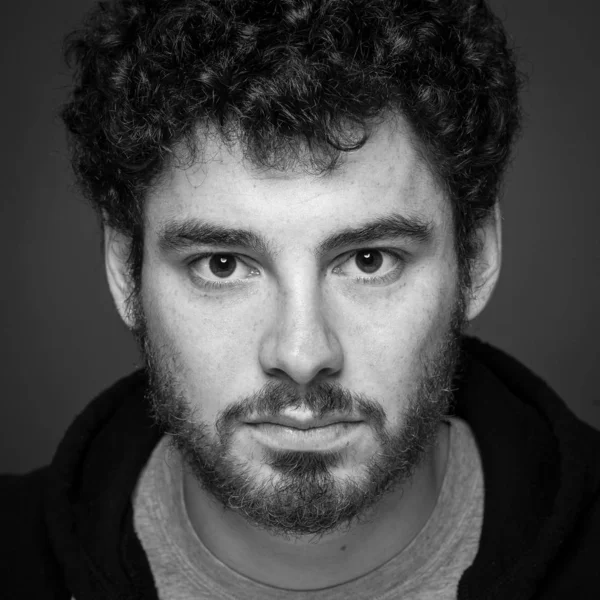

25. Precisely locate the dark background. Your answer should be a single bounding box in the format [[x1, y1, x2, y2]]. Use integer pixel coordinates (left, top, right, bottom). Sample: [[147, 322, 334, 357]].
[[1, 0, 599, 474]]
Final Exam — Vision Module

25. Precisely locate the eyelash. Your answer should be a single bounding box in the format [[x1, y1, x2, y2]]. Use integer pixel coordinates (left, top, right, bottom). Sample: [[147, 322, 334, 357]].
[[332, 249, 406, 287], [351, 255, 405, 286], [187, 253, 254, 290], [187, 249, 405, 290]]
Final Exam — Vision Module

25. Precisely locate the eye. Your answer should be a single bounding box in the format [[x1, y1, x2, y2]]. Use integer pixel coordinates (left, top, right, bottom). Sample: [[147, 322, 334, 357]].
[[332, 249, 404, 284], [353, 250, 385, 274], [189, 253, 259, 284]]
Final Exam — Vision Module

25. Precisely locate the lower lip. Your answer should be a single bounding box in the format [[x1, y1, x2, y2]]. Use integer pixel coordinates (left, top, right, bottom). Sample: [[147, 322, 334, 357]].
[[247, 422, 364, 451]]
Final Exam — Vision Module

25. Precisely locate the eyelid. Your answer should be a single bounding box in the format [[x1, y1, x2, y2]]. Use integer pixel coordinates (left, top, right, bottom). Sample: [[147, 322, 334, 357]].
[[187, 251, 262, 268], [332, 248, 406, 285], [187, 252, 260, 288], [186, 248, 405, 291], [332, 247, 405, 270]]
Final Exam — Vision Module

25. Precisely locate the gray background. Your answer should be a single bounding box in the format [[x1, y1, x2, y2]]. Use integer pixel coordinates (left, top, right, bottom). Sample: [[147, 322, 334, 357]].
[[1, 0, 598, 474]]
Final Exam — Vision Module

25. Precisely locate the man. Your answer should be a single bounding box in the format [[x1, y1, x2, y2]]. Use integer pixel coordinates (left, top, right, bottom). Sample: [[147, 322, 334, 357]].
[[2, 0, 599, 598]]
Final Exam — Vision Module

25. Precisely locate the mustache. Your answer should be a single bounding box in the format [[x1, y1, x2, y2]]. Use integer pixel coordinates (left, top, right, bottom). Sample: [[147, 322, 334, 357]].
[[215, 380, 387, 435]]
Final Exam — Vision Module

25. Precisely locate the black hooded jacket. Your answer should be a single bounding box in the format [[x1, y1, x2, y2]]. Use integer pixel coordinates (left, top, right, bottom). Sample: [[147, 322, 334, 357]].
[[2, 337, 600, 599]]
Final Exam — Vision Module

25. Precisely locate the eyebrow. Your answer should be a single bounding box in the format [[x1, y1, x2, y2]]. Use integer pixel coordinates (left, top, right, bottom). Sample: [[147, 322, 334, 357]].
[[158, 219, 275, 256], [157, 213, 433, 258], [316, 213, 433, 256]]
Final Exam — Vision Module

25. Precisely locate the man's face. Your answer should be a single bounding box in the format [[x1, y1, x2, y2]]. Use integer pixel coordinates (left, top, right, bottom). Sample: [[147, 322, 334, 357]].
[[130, 121, 465, 536]]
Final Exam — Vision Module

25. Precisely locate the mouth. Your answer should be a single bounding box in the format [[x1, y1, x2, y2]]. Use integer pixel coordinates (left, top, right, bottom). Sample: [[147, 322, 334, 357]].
[[244, 414, 363, 430], [244, 414, 365, 451]]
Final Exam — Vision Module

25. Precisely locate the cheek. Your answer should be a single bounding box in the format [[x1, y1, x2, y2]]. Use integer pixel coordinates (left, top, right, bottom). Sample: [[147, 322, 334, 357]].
[[141, 270, 266, 421], [338, 271, 457, 402]]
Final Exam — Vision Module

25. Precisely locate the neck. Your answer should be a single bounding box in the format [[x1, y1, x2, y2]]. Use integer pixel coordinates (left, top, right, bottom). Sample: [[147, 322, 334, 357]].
[[182, 421, 450, 590]]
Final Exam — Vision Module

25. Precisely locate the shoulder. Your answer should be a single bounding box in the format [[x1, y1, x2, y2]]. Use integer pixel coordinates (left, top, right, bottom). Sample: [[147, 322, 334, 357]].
[[535, 485, 600, 596], [0, 467, 48, 527], [0, 468, 70, 599], [0, 468, 50, 563]]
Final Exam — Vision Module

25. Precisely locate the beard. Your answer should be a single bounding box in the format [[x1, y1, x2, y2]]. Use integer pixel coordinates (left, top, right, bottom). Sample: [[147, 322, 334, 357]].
[[132, 294, 466, 539]]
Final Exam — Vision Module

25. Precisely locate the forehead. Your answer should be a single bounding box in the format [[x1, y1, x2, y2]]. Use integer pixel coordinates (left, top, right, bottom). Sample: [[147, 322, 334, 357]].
[[145, 120, 450, 243]]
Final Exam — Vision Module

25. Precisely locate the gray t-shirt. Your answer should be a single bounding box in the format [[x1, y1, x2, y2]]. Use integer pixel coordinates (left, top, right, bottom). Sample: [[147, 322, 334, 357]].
[[133, 417, 484, 599]]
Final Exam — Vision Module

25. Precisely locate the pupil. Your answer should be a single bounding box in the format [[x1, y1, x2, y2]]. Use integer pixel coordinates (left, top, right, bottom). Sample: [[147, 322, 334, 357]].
[[209, 254, 236, 278], [356, 250, 383, 274]]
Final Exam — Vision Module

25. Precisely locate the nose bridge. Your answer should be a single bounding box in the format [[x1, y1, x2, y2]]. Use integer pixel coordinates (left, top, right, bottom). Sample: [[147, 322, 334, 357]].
[[260, 272, 343, 385], [281, 277, 326, 349]]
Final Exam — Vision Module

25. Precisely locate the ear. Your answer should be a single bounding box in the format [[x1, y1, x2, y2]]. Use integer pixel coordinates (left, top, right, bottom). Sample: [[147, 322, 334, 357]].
[[104, 225, 137, 329], [465, 203, 502, 322]]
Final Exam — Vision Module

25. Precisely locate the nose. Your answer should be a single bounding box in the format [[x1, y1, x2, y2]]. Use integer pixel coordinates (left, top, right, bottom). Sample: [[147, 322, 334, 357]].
[[258, 283, 343, 386]]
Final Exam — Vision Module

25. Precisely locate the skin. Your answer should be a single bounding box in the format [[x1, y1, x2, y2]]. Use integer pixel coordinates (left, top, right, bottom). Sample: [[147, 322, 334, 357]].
[[106, 119, 501, 589]]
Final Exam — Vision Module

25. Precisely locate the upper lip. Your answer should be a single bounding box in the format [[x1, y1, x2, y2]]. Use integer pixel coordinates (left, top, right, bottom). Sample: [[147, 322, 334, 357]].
[[245, 415, 363, 430]]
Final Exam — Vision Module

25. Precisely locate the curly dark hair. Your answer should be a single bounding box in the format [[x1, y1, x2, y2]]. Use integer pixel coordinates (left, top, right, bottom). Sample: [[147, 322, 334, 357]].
[[62, 0, 522, 292]]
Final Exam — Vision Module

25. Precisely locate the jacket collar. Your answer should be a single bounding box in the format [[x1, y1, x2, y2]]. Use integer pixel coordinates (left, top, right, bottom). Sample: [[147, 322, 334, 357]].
[[44, 337, 597, 599]]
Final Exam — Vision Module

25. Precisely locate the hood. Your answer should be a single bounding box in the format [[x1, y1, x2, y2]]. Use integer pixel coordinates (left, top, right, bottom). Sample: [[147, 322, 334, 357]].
[[45, 370, 161, 600], [42, 337, 600, 600], [455, 338, 600, 598]]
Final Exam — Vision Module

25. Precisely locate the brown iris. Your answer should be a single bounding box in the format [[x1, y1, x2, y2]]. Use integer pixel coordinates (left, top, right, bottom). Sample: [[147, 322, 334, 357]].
[[208, 254, 237, 278], [355, 250, 383, 274]]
